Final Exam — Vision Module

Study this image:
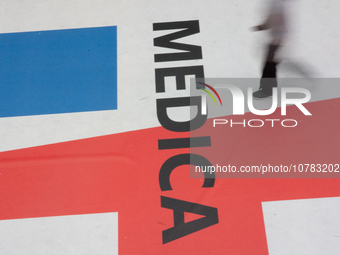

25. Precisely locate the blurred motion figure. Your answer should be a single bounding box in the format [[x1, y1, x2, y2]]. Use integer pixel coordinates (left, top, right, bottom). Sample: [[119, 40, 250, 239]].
[[253, 0, 288, 99]]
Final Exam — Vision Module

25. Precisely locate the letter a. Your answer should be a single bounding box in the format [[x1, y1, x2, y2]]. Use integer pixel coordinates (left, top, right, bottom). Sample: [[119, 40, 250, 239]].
[[161, 196, 218, 244]]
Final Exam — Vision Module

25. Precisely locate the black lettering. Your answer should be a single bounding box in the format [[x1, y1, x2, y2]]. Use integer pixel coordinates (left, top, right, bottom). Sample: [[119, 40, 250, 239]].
[[153, 20, 202, 62], [161, 196, 218, 244], [159, 153, 215, 191], [158, 136, 211, 150], [155, 66, 204, 93], [156, 96, 206, 132]]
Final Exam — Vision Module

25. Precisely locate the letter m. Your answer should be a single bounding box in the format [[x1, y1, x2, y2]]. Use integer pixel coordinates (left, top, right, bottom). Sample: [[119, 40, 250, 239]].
[[153, 20, 202, 62]]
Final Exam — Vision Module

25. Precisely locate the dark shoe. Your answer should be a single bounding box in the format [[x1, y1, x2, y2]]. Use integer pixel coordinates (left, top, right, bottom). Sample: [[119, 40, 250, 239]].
[[253, 89, 272, 100], [260, 62, 278, 95]]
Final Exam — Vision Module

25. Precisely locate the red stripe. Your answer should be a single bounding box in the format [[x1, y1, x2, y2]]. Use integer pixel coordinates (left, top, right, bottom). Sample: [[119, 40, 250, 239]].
[[0, 98, 339, 254]]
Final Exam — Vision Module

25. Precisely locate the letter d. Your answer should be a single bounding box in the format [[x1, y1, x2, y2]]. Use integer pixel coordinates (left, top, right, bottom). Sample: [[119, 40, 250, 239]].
[[157, 96, 207, 132]]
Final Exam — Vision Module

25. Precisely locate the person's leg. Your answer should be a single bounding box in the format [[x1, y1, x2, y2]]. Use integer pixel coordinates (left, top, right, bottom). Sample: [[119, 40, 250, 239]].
[[265, 44, 279, 62], [254, 44, 280, 98]]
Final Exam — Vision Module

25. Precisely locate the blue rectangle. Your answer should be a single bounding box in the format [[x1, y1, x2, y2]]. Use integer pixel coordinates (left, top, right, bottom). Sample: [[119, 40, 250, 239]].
[[0, 26, 117, 117]]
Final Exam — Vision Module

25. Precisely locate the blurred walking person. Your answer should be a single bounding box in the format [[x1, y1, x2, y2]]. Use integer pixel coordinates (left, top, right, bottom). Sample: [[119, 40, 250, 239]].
[[252, 0, 289, 99]]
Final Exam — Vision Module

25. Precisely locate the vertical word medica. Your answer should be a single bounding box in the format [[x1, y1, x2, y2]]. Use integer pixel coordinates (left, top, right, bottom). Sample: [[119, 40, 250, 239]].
[[153, 20, 218, 244]]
